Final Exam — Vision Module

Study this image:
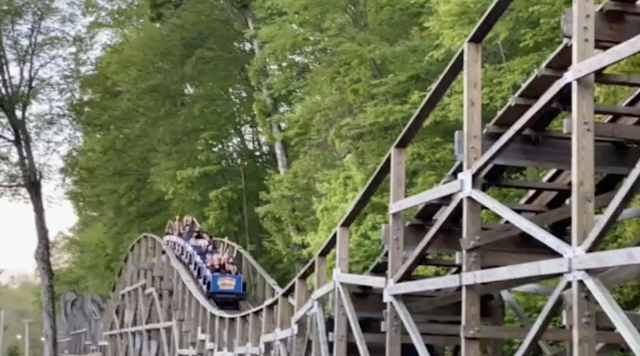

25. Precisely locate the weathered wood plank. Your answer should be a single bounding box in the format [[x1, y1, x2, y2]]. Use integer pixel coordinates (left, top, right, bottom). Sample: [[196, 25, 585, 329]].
[[604, 1, 640, 15], [484, 180, 571, 192], [492, 96, 640, 128], [571, 1, 597, 355], [562, 7, 640, 46], [513, 97, 640, 118], [386, 148, 404, 356], [563, 119, 640, 143], [411, 323, 624, 343], [538, 68, 640, 87], [454, 131, 640, 175], [380, 224, 559, 259]]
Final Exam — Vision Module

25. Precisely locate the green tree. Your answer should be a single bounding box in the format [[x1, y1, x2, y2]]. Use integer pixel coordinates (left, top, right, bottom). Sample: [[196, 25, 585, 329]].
[[58, 0, 273, 293], [0, 1, 78, 354]]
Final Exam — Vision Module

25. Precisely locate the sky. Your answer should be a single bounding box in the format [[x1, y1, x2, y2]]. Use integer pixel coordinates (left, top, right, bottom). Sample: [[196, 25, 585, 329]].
[[0, 186, 77, 274]]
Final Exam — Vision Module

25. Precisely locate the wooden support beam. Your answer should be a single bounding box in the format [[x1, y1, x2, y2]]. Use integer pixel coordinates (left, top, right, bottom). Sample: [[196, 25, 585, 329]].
[[539, 68, 640, 87], [565, 309, 640, 330], [571, 1, 597, 356], [583, 156, 640, 251], [409, 322, 624, 343], [391, 197, 463, 282], [386, 148, 404, 356], [461, 191, 616, 251], [333, 227, 349, 356], [564, 119, 640, 143], [470, 33, 640, 175], [336, 283, 373, 356], [454, 130, 640, 175], [603, 1, 640, 15], [582, 275, 640, 355], [484, 179, 571, 192], [389, 180, 461, 214], [513, 277, 568, 356], [388, 246, 640, 297], [312, 257, 326, 356], [501, 203, 548, 213], [513, 96, 640, 117], [381, 222, 565, 256], [562, 7, 640, 47], [471, 190, 573, 256], [462, 41, 483, 356], [293, 279, 309, 356], [377, 247, 555, 270]]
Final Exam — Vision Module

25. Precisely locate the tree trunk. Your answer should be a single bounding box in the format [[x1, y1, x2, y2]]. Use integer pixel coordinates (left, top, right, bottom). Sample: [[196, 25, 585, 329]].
[[240, 6, 290, 174], [238, 4, 305, 273], [26, 180, 57, 356]]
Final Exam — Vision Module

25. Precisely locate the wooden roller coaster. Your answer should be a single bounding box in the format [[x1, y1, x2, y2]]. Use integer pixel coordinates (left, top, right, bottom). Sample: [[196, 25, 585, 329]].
[[61, 0, 640, 355]]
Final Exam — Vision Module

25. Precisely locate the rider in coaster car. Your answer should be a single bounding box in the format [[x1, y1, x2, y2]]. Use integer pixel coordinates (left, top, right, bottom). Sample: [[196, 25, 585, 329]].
[[207, 254, 224, 274], [189, 230, 210, 261], [225, 257, 239, 275], [182, 215, 197, 240]]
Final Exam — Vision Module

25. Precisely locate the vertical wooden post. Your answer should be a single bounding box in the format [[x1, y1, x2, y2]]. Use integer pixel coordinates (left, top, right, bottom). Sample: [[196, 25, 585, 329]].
[[333, 227, 349, 356], [205, 313, 214, 356], [236, 317, 247, 354], [571, 0, 596, 355], [175, 281, 185, 353], [213, 316, 221, 353], [293, 278, 309, 355], [386, 148, 405, 356], [461, 41, 482, 356], [256, 276, 264, 305], [312, 257, 326, 356], [261, 288, 275, 355], [276, 295, 291, 354], [139, 239, 146, 283], [248, 312, 260, 356], [224, 318, 231, 352]]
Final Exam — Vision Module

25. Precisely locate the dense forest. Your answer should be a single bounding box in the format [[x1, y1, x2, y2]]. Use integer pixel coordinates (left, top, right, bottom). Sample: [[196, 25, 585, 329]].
[[46, 0, 640, 351]]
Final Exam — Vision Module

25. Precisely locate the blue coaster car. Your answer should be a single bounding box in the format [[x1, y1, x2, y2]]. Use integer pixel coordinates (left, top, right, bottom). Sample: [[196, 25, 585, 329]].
[[207, 274, 247, 310]]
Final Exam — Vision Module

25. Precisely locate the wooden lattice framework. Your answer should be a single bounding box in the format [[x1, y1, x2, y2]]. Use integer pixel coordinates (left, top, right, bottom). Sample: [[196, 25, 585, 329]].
[[64, 0, 640, 355]]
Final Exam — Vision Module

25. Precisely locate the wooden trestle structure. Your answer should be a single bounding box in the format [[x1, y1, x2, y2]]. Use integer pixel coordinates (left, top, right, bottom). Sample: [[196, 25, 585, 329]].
[[66, 0, 640, 355]]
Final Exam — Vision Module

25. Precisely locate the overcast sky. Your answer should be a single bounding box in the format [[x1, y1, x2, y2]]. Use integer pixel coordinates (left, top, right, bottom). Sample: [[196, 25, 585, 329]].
[[0, 188, 77, 274]]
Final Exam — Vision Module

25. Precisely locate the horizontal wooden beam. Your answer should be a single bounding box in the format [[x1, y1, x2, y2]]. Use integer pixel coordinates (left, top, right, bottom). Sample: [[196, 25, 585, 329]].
[[404, 275, 550, 314], [389, 180, 461, 214], [462, 191, 616, 251], [565, 309, 640, 330], [483, 125, 623, 144], [404, 323, 624, 343], [484, 179, 571, 192], [513, 97, 640, 118], [603, 2, 640, 16], [388, 246, 640, 296], [454, 130, 640, 175], [537, 68, 640, 87], [562, 7, 640, 47], [343, 332, 459, 346], [381, 224, 558, 262], [563, 119, 640, 143]]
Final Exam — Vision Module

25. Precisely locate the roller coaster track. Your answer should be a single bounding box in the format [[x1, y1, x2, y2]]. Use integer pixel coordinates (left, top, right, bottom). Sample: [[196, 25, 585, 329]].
[[62, 0, 640, 355]]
